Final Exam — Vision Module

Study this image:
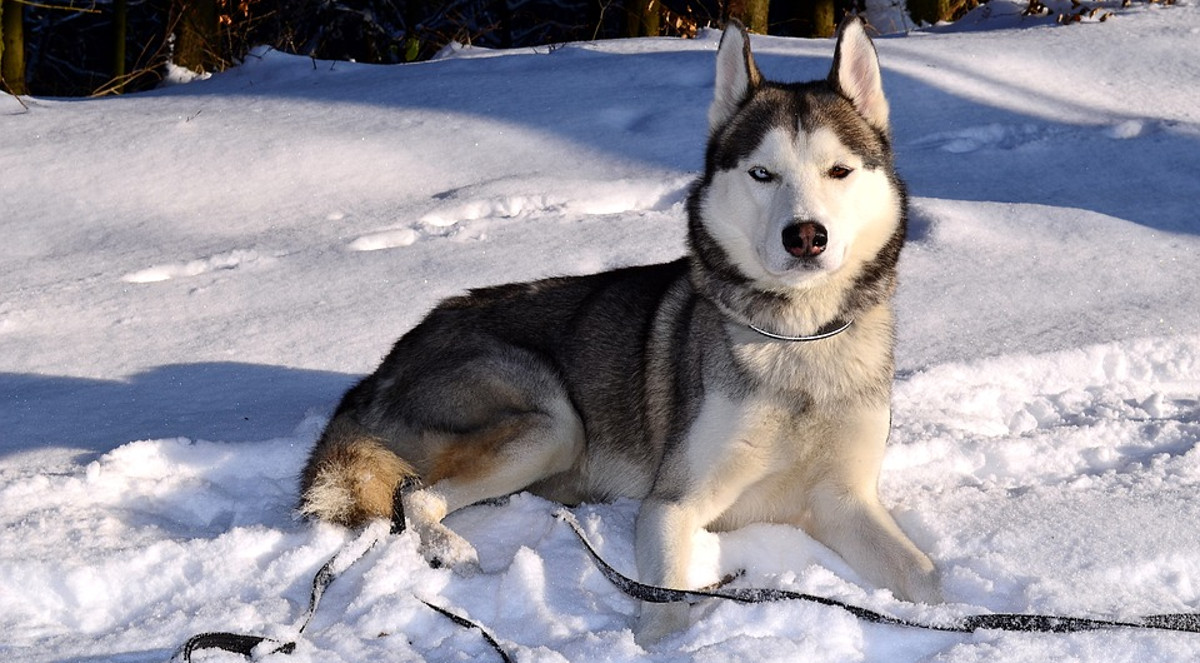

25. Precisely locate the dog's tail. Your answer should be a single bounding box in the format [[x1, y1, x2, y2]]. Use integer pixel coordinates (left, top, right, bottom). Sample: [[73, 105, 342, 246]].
[[298, 416, 417, 528]]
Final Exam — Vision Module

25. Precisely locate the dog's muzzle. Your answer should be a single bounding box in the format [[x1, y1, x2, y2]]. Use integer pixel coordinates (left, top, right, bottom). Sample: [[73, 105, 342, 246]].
[[782, 221, 828, 258]]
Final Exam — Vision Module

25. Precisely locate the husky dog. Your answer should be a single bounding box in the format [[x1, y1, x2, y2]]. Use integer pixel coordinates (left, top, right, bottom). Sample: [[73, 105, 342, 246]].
[[300, 17, 939, 643]]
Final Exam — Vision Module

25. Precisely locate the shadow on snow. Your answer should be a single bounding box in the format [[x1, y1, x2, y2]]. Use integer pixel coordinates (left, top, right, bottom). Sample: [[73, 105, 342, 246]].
[[0, 362, 357, 457]]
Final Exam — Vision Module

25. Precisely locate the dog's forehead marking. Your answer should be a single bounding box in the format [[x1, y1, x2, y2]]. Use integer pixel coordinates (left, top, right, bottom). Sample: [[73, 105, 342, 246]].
[[744, 125, 858, 171], [713, 86, 887, 174], [745, 127, 795, 165], [798, 94, 889, 170], [802, 127, 861, 167]]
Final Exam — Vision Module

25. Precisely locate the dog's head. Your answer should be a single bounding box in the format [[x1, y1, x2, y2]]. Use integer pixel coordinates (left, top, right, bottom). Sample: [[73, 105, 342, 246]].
[[688, 19, 905, 298]]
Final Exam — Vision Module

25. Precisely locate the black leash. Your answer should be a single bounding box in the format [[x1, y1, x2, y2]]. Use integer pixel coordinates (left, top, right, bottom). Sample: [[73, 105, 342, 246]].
[[554, 509, 1200, 636], [175, 498, 1200, 661], [175, 519, 384, 661], [173, 481, 512, 662]]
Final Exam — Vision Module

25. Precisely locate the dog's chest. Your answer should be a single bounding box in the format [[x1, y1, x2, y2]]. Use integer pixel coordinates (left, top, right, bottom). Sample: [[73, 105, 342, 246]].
[[730, 336, 888, 407], [683, 326, 896, 529], [722, 303, 896, 406]]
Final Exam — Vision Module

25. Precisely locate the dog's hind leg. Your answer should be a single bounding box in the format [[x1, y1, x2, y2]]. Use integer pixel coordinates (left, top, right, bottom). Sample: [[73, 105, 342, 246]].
[[402, 395, 585, 572], [301, 342, 586, 571]]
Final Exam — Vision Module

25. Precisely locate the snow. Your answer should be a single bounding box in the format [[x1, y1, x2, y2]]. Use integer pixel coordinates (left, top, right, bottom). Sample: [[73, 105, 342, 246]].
[[2, 4, 1200, 661]]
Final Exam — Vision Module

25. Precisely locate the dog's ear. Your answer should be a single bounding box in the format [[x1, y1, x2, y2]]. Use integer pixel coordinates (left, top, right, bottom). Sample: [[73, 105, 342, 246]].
[[829, 17, 889, 133], [709, 20, 762, 132]]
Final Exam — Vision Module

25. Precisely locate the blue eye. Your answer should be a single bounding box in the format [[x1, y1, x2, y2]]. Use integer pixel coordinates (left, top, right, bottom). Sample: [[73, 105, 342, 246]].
[[748, 166, 774, 182]]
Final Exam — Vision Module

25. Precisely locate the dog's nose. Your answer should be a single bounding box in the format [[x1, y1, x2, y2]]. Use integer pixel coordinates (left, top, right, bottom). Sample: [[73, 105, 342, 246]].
[[782, 221, 828, 258]]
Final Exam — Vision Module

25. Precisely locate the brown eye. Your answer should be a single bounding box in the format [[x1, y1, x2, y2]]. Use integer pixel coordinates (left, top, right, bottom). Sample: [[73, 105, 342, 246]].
[[828, 165, 853, 180]]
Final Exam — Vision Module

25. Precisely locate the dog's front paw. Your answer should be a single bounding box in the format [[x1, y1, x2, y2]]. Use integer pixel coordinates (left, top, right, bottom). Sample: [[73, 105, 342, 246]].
[[897, 558, 942, 605], [417, 523, 481, 575], [635, 602, 689, 647]]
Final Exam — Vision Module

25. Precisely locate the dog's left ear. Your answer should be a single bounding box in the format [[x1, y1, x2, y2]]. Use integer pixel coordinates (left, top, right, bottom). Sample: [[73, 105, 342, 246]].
[[709, 20, 763, 132], [829, 17, 889, 133]]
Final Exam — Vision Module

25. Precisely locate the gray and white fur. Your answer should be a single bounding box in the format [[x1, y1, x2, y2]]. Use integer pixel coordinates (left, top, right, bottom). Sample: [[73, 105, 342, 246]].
[[299, 17, 940, 644]]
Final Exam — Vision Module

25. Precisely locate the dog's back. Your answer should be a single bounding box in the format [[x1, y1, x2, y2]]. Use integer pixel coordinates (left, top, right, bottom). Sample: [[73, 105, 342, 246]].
[[300, 260, 692, 528]]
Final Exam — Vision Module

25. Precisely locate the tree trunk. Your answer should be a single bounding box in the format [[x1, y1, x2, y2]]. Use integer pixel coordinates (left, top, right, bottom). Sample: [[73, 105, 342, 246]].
[[114, 0, 128, 92], [174, 0, 219, 73], [497, 0, 513, 49], [908, 0, 954, 25], [728, 0, 769, 33], [809, 0, 835, 37], [1, 0, 28, 95], [627, 0, 660, 38]]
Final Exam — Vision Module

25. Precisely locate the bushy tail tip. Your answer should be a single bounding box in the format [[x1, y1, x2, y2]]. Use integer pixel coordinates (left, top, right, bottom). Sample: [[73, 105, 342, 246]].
[[298, 421, 416, 529]]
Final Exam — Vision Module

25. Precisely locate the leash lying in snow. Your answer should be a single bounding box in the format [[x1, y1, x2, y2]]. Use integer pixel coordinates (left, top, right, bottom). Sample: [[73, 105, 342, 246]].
[[175, 527, 512, 663], [176, 499, 1200, 662], [554, 509, 1200, 636], [176, 520, 383, 661], [175, 482, 512, 663]]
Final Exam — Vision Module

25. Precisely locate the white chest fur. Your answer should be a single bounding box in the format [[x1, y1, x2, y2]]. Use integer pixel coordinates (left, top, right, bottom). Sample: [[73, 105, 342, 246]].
[[682, 304, 897, 531]]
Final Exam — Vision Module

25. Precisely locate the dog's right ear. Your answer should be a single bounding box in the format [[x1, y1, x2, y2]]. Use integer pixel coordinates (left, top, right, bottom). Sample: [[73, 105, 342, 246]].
[[708, 20, 762, 132]]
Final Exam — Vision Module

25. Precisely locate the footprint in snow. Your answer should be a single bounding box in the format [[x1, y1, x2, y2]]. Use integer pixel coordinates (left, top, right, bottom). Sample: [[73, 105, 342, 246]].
[[420, 194, 568, 227], [597, 106, 658, 134], [121, 249, 274, 284], [347, 228, 420, 252], [909, 123, 1057, 154], [911, 120, 1160, 154], [421, 179, 690, 227], [343, 179, 691, 253]]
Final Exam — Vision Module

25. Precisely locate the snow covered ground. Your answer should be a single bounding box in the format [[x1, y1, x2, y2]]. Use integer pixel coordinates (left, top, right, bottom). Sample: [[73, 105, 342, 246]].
[[2, 4, 1200, 661]]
